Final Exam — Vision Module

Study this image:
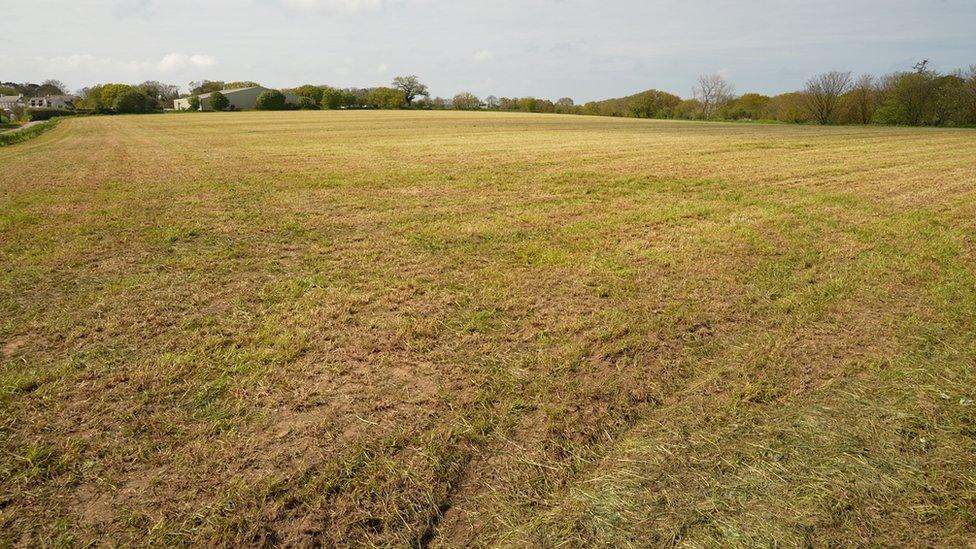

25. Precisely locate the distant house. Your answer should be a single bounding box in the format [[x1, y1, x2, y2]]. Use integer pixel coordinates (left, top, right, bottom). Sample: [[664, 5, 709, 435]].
[[173, 86, 299, 111], [25, 95, 76, 110], [0, 94, 25, 113]]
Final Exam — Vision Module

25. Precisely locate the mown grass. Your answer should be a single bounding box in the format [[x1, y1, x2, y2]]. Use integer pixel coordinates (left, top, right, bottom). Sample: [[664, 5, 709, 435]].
[[1, 111, 975, 546]]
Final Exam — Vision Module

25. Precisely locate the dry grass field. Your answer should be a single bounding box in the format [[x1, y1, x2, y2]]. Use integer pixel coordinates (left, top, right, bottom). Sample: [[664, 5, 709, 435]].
[[2, 111, 976, 546]]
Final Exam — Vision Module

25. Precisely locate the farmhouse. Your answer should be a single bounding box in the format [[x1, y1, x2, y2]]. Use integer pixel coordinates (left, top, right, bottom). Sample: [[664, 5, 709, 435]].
[[173, 86, 299, 111], [0, 94, 24, 113], [25, 95, 76, 110]]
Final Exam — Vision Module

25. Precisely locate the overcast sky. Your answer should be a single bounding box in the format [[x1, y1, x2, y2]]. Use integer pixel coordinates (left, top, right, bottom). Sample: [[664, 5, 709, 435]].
[[3, 0, 974, 101]]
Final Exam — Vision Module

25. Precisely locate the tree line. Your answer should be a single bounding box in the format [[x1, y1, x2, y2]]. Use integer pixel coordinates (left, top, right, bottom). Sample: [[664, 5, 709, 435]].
[[5, 61, 975, 126], [444, 61, 975, 127]]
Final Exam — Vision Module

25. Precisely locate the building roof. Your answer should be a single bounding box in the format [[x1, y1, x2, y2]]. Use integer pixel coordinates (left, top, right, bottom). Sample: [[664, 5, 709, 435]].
[[196, 86, 266, 99], [0, 95, 24, 102]]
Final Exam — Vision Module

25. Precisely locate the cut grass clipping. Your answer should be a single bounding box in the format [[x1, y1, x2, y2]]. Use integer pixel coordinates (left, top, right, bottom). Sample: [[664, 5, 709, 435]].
[[1, 111, 975, 546]]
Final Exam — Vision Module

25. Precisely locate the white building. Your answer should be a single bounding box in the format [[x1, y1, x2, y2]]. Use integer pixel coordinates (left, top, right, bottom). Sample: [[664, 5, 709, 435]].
[[173, 86, 299, 111], [0, 94, 25, 113]]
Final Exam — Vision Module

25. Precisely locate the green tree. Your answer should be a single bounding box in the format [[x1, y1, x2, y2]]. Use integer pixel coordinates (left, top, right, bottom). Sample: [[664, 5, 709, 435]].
[[391, 75, 428, 106], [297, 96, 318, 109], [721, 93, 771, 120], [100, 84, 136, 109], [210, 91, 230, 111], [292, 84, 324, 106], [38, 79, 68, 95], [113, 89, 150, 113], [769, 92, 809, 123], [365, 87, 405, 109], [840, 74, 879, 124], [627, 90, 681, 118], [673, 99, 702, 120], [873, 64, 940, 126], [187, 96, 201, 111], [189, 80, 225, 95], [255, 90, 288, 110], [223, 81, 260, 90], [320, 87, 344, 109]]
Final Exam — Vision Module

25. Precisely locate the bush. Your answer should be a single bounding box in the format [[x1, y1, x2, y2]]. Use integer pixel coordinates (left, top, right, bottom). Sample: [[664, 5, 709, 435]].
[[298, 96, 318, 110], [210, 91, 230, 111], [187, 96, 201, 111], [255, 90, 287, 111], [28, 109, 70, 121], [0, 119, 59, 147], [114, 90, 151, 113]]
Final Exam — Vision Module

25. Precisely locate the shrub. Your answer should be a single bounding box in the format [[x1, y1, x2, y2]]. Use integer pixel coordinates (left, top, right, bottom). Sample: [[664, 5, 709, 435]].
[[210, 91, 230, 111], [114, 90, 151, 113], [187, 96, 201, 111], [0, 119, 58, 147], [255, 90, 287, 111], [298, 96, 318, 110], [28, 109, 69, 121]]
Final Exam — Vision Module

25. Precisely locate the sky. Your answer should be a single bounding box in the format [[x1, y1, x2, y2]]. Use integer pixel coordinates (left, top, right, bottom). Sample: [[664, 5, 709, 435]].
[[3, 0, 974, 102]]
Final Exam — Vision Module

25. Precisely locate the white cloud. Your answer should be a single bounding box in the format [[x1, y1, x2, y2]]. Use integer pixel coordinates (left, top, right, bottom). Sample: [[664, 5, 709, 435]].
[[472, 50, 495, 62], [280, 0, 383, 12], [157, 53, 216, 71], [37, 53, 216, 81], [44, 54, 116, 69]]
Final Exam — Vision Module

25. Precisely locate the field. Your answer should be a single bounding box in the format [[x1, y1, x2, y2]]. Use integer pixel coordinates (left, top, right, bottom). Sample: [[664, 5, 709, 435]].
[[2, 111, 976, 546]]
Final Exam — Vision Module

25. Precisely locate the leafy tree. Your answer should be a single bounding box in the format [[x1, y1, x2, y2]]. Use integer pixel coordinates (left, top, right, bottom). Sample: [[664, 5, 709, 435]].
[[138, 81, 180, 103], [391, 75, 428, 106], [189, 80, 225, 95], [963, 66, 976, 125], [366, 87, 405, 109], [291, 84, 324, 106], [210, 91, 230, 111], [841, 74, 879, 124], [720, 93, 771, 120], [187, 95, 201, 111], [297, 96, 318, 109], [86, 83, 136, 110], [113, 89, 150, 113], [673, 99, 702, 120], [452, 92, 481, 110], [769, 92, 809, 123], [320, 87, 345, 109], [627, 90, 681, 118], [38, 79, 69, 95], [255, 90, 288, 110], [517, 97, 539, 112], [555, 97, 577, 114], [223, 81, 260, 90]]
